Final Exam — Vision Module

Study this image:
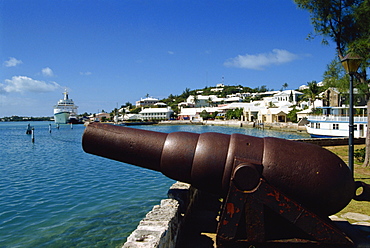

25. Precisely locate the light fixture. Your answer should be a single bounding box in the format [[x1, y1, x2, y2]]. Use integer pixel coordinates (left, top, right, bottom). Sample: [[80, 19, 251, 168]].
[[341, 53, 362, 75]]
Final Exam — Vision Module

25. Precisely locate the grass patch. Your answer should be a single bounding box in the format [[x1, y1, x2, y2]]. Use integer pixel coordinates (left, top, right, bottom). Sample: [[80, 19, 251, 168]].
[[324, 145, 370, 221]]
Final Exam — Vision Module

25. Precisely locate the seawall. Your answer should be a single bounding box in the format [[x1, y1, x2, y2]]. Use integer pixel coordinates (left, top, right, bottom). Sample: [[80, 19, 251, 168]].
[[159, 120, 306, 132], [123, 182, 195, 248]]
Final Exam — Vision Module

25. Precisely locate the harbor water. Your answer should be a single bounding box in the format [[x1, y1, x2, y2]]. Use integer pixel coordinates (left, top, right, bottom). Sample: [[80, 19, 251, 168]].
[[0, 122, 310, 248]]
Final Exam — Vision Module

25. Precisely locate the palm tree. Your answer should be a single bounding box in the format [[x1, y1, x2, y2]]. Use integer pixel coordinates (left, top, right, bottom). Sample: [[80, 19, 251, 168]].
[[282, 83, 288, 90], [192, 94, 199, 107], [304, 81, 321, 108]]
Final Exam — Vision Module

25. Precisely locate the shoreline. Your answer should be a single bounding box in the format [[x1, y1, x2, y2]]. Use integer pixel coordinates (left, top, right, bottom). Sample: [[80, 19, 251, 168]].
[[159, 120, 306, 133]]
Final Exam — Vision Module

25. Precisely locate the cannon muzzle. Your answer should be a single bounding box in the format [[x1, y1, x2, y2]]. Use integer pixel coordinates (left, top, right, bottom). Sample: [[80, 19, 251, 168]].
[[82, 122, 355, 216]]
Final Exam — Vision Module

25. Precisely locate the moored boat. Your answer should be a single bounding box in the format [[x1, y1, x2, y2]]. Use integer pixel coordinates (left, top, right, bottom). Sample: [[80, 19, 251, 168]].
[[306, 106, 367, 138]]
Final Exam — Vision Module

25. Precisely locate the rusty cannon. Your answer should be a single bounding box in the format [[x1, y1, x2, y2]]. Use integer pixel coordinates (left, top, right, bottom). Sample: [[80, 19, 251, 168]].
[[82, 122, 370, 247]]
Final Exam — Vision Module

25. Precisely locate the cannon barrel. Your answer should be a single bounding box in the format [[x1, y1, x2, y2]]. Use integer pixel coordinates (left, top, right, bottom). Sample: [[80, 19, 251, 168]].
[[82, 122, 355, 216]]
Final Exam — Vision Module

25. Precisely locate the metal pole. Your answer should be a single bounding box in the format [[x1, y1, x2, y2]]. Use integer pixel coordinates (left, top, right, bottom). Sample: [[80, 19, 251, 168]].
[[349, 74, 354, 176]]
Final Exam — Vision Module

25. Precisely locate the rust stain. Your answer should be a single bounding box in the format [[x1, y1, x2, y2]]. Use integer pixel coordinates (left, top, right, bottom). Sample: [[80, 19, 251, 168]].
[[226, 203, 235, 218]]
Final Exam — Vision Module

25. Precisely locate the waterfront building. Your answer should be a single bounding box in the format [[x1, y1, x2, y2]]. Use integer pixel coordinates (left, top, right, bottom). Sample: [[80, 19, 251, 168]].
[[139, 107, 174, 120], [178, 107, 221, 121], [135, 97, 159, 107], [258, 107, 290, 123], [89, 112, 111, 122], [272, 90, 303, 105]]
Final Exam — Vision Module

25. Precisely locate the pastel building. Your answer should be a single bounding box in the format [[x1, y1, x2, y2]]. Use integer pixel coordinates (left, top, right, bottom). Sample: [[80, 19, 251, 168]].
[[139, 107, 174, 120]]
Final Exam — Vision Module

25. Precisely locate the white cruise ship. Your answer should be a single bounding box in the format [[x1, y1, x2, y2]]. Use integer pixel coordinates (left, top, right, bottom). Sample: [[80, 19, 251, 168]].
[[53, 90, 78, 124], [306, 106, 367, 138]]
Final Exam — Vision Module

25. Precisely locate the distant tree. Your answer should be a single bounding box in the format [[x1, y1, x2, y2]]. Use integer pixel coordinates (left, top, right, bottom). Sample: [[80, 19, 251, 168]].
[[282, 83, 288, 90], [254, 85, 268, 93], [287, 107, 300, 123], [207, 97, 214, 107], [181, 88, 191, 99], [289, 91, 294, 102], [200, 110, 210, 120], [225, 108, 244, 120]]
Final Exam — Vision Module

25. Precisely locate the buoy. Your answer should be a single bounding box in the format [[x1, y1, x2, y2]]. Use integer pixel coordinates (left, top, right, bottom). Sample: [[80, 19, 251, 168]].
[[49, 124, 52, 133]]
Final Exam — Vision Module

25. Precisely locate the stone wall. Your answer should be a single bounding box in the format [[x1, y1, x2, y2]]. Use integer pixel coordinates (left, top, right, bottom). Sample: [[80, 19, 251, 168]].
[[123, 182, 195, 248]]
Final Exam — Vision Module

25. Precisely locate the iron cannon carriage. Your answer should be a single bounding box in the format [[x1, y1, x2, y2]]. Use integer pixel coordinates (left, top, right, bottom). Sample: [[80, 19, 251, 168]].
[[82, 122, 370, 247]]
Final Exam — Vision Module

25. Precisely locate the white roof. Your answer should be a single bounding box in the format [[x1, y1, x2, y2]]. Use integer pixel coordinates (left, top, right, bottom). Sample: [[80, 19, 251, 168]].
[[274, 90, 303, 96], [138, 97, 159, 101], [259, 107, 290, 115], [297, 109, 312, 114]]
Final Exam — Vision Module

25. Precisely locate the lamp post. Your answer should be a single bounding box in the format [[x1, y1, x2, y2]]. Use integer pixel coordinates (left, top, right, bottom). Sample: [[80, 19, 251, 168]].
[[341, 54, 362, 176]]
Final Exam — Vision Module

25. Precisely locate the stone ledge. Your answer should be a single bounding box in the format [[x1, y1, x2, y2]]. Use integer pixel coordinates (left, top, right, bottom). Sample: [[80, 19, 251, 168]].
[[123, 182, 193, 248]]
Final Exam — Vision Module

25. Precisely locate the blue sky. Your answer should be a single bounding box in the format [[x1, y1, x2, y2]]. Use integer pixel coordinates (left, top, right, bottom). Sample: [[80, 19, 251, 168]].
[[1, 0, 338, 117]]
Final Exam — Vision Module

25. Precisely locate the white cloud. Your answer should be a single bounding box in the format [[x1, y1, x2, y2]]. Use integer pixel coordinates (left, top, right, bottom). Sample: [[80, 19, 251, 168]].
[[3, 57, 23, 67], [167, 51, 174, 55], [224, 49, 299, 70], [1, 76, 61, 94], [80, 71, 92, 76], [42, 67, 54, 77]]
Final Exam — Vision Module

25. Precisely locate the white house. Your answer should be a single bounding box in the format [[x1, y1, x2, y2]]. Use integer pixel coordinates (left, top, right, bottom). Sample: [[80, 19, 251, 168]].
[[139, 107, 174, 120], [273, 90, 303, 105], [136, 97, 159, 107], [178, 107, 222, 121], [186, 95, 218, 107], [258, 107, 291, 123], [123, 114, 141, 120]]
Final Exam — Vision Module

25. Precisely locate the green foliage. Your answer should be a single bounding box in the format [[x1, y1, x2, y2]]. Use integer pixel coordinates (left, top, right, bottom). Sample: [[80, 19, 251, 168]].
[[286, 107, 300, 123], [354, 147, 366, 163], [130, 107, 141, 114], [199, 110, 208, 120], [310, 108, 322, 115], [225, 108, 243, 120]]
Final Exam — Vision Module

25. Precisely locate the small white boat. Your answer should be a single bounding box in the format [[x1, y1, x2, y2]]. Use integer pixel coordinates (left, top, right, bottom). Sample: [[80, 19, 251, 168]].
[[306, 106, 367, 138]]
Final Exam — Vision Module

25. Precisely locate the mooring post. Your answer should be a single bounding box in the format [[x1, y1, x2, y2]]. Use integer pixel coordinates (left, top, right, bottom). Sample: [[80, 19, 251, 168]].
[[49, 124, 52, 133], [70, 123, 73, 129], [56, 124, 59, 129], [31, 128, 35, 143]]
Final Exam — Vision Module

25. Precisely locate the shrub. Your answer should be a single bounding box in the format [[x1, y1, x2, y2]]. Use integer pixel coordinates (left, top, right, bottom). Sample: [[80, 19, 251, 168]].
[[354, 147, 366, 163]]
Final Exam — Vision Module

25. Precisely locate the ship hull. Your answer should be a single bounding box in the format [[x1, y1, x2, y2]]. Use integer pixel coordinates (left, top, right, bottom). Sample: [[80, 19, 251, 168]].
[[54, 112, 70, 124]]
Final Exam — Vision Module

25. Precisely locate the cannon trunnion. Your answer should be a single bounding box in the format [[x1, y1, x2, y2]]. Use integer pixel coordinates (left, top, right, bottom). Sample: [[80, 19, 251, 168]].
[[82, 122, 370, 247]]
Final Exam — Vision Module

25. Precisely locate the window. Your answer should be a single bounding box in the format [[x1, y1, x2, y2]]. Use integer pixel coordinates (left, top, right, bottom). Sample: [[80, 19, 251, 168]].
[[315, 123, 320, 129], [333, 124, 339, 130]]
